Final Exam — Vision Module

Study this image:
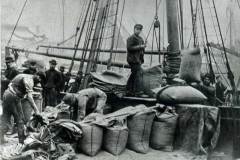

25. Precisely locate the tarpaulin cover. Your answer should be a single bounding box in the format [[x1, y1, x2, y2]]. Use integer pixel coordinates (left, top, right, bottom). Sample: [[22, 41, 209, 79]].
[[90, 70, 127, 97], [175, 104, 220, 154], [49, 119, 83, 143], [90, 70, 127, 86], [43, 105, 70, 122], [142, 65, 163, 95]]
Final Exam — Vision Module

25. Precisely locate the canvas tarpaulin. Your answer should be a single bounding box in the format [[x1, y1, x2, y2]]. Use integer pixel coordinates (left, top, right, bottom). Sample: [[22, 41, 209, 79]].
[[90, 70, 127, 97], [175, 104, 220, 154], [142, 65, 163, 96]]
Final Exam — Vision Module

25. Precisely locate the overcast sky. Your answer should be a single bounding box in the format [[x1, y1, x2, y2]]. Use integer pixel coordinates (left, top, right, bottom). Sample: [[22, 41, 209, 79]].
[[1, 0, 240, 53]]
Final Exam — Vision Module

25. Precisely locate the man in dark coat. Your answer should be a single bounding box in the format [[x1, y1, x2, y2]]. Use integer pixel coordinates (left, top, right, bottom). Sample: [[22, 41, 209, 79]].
[[23, 61, 37, 75], [59, 66, 69, 92], [126, 24, 146, 96], [1, 56, 19, 98], [44, 59, 62, 107]]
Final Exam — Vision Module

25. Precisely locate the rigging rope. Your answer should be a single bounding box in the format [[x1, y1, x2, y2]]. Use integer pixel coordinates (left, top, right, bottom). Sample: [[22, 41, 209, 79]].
[[62, 0, 65, 42], [212, 0, 235, 90], [7, 0, 28, 46], [206, 0, 220, 44], [145, 0, 162, 42], [115, 0, 126, 50], [236, 0, 240, 9]]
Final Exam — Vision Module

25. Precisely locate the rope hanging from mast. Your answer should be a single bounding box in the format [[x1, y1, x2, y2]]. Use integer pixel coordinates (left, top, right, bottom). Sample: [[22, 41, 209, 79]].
[[7, 0, 28, 46], [211, 0, 235, 91], [199, 0, 215, 83]]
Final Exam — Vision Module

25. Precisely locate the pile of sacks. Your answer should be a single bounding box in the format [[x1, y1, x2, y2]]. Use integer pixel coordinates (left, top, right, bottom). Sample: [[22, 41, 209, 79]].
[[90, 70, 127, 97], [74, 104, 178, 156]]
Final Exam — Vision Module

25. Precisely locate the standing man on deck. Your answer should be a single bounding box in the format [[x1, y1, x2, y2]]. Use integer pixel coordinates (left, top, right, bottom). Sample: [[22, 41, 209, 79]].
[[45, 59, 62, 107], [126, 24, 147, 97], [4, 56, 19, 81], [1, 56, 19, 98]]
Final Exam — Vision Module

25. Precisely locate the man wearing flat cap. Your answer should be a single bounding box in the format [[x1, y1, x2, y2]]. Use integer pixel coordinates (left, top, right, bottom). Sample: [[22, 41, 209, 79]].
[[4, 56, 19, 81], [126, 24, 146, 97], [44, 59, 62, 106]]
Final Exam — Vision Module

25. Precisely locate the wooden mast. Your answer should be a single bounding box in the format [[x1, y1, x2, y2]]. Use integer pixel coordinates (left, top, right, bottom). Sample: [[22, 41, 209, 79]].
[[81, 0, 108, 89], [166, 0, 180, 53]]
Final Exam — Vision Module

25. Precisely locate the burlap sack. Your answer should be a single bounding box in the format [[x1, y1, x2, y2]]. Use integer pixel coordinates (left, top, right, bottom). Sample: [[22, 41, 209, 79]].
[[127, 111, 155, 154], [156, 85, 207, 104], [78, 123, 103, 156], [142, 65, 163, 95], [150, 111, 178, 151], [103, 125, 128, 155], [179, 48, 202, 82]]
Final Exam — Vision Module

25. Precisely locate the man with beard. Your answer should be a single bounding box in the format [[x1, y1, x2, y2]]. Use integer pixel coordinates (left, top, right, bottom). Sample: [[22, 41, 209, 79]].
[[44, 59, 62, 107]]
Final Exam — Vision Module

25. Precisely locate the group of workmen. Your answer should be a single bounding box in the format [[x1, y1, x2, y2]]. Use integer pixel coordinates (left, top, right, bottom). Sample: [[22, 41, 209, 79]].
[[0, 24, 228, 147], [0, 56, 107, 146]]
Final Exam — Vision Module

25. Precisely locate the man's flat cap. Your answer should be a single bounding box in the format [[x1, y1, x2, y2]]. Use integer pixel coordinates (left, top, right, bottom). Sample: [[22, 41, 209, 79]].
[[49, 59, 57, 65], [5, 56, 14, 63], [134, 24, 143, 29]]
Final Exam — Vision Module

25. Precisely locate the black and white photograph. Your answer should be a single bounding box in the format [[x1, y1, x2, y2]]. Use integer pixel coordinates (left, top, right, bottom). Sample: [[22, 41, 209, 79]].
[[1, 0, 240, 159]]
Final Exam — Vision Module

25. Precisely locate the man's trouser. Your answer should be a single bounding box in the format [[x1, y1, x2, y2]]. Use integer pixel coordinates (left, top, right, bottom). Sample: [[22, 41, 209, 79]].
[[126, 63, 143, 95], [45, 88, 58, 107], [1, 89, 25, 143]]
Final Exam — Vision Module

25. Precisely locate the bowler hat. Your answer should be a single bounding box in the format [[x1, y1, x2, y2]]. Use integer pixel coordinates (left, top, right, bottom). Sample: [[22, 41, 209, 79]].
[[134, 24, 143, 29], [49, 59, 57, 65]]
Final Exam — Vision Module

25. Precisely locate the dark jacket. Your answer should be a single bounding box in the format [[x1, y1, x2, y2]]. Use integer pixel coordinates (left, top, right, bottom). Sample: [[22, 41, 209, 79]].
[[127, 34, 145, 64], [59, 72, 68, 91], [4, 67, 19, 81], [45, 69, 62, 90], [23, 68, 37, 75], [197, 84, 216, 106]]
